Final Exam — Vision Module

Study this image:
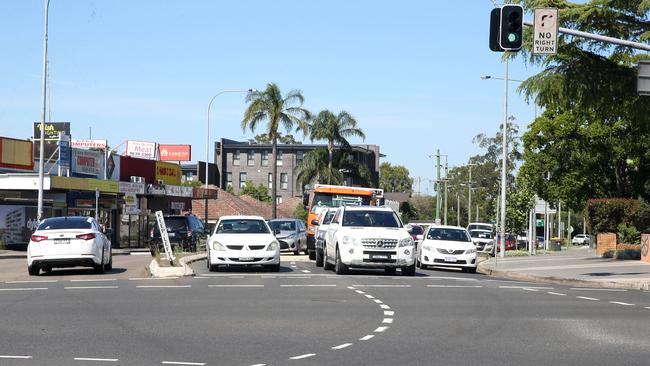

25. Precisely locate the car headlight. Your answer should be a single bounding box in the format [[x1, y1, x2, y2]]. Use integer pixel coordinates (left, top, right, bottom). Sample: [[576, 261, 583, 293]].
[[465, 248, 477, 254], [266, 240, 279, 251], [341, 236, 360, 246], [212, 241, 225, 251], [422, 243, 435, 251], [399, 237, 413, 247]]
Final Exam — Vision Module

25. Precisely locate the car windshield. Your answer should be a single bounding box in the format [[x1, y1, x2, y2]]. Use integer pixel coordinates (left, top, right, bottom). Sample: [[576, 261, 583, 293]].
[[342, 210, 401, 228], [468, 224, 492, 232], [427, 228, 471, 242], [268, 221, 296, 231], [37, 217, 92, 230], [470, 230, 493, 239], [164, 218, 188, 231], [216, 219, 270, 234], [311, 192, 371, 212]]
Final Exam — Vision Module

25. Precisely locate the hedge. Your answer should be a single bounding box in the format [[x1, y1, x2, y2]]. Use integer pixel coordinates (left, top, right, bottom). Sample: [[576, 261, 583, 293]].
[[586, 199, 650, 235]]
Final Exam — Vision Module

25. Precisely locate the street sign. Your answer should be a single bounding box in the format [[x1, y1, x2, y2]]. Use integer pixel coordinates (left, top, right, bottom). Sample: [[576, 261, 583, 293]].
[[536, 219, 545, 227], [155, 210, 176, 263], [533, 8, 558, 55]]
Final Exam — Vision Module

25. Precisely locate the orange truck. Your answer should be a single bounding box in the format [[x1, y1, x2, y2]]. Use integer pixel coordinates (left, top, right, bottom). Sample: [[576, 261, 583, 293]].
[[303, 184, 384, 260]]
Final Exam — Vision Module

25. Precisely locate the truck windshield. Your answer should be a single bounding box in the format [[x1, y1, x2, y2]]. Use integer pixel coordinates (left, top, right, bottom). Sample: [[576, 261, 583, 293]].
[[311, 192, 371, 212], [342, 210, 401, 228]]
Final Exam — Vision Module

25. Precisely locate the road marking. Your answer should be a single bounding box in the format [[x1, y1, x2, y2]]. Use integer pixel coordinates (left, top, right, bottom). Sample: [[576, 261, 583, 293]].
[[374, 326, 389, 332], [382, 318, 394, 324], [208, 285, 264, 288], [577, 296, 600, 301], [74, 357, 119, 362], [290, 262, 296, 264], [70, 279, 117, 282], [364, 294, 375, 299], [484, 279, 539, 285], [64, 286, 119, 290], [289, 353, 316, 360], [354, 284, 411, 288], [355, 290, 366, 294], [380, 304, 391, 309], [161, 362, 206, 366], [280, 284, 336, 287], [0, 355, 32, 359], [6, 280, 57, 284], [129, 252, 151, 256], [522, 288, 539, 292], [645, 307, 650, 310], [290, 265, 297, 268], [427, 285, 483, 288], [331, 343, 353, 350], [0, 287, 48, 291], [360, 335, 375, 341], [136, 285, 192, 288], [547, 292, 566, 296], [373, 299, 383, 304], [129, 277, 179, 280], [228, 276, 245, 279], [498, 286, 552, 290], [570, 288, 627, 292], [260, 276, 276, 279], [301, 270, 311, 273], [346, 286, 356, 290], [384, 311, 395, 316], [609, 301, 634, 306], [249, 364, 266, 366]]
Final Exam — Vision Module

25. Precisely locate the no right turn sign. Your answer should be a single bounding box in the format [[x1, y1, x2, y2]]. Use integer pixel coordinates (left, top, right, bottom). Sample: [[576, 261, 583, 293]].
[[533, 8, 558, 55]]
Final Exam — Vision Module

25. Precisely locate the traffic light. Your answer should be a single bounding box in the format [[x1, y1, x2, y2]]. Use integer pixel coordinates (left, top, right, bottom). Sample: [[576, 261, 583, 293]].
[[499, 4, 523, 51], [489, 8, 504, 52]]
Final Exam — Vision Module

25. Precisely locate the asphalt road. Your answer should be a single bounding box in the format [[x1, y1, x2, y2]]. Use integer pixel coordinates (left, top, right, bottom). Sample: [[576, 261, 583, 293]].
[[1, 255, 649, 365]]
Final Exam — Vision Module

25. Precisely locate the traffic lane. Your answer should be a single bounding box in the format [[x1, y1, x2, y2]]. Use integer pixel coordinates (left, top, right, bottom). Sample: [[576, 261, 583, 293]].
[[0, 254, 150, 282], [191, 257, 317, 276], [0, 278, 383, 366]]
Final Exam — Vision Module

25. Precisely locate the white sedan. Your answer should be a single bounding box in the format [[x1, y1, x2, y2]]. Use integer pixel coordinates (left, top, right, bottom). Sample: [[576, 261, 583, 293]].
[[206, 216, 281, 272], [417, 225, 477, 273], [27, 216, 112, 276]]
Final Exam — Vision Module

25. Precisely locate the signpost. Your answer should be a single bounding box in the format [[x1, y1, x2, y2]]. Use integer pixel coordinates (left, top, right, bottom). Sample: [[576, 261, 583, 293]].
[[155, 210, 175, 264], [95, 188, 99, 222], [533, 8, 558, 55]]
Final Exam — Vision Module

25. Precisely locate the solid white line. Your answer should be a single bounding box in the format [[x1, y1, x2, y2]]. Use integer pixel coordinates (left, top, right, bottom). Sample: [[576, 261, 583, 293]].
[[129, 277, 179, 280], [301, 270, 311, 273], [384, 310, 395, 316], [64, 286, 119, 290], [522, 288, 539, 292], [570, 288, 627, 292], [364, 294, 375, 299], [161, 362, 206, 366], [0, 287, 48, 291], [498, 286, 553, 290], [547, 292, 567, 296], [331, 343, 352, 350], [382, 318, 394, 324], [355, 290, 366, 294], [129, 252, 150, 256], [373, 299, 383, 304], [208, 285, 264, 288], [289, 353, 316, 360], [380, 304, 391, 309], [280, 284, 336, 287], [0, 355, 32, 359], [484, 279, 539, 285], [6, 280, 57, 284], [74, 357, 119, 362], [374, 326, 389, 332], [228, 276, 245, 279], [70, 279, 117, 282], [427, 285, 483, 288], [609, 301, 634, 306], [281, 276, 311, 279], [136, 285, 191, 288], [354, 284, 411, 288], [260, 276, 276, 279], [577, 296, 600, 301], [360, 335, 375, 341]]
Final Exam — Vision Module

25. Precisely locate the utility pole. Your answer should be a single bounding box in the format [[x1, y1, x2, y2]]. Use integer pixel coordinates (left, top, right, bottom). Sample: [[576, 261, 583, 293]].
[[432, 149, 441, 221], [37, 0, 51, 222], [498, 54, 509, 258], [444, 162, 448, 225], [467, 164, 476, 226], [456, 192, 460, 227], [557, 201, 562, 239]]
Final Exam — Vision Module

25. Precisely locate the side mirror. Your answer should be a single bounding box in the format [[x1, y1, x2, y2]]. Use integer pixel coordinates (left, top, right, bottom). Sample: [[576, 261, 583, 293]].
[[311, 219, 319, 226], [274, 229, 281, 235]]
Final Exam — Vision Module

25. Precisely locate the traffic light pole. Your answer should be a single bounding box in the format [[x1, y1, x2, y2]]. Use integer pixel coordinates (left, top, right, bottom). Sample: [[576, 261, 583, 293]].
[[499, 54, 509, 258], [435, 149, 441, 221]]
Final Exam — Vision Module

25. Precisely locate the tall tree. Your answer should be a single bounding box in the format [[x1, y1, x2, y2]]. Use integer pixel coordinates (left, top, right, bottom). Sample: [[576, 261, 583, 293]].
[[242, 83, 311, 218], [294, 148, 374, 190], [254, 133, 302, 144], [379, 162, 414, 194], [309, 110, 366, 173]]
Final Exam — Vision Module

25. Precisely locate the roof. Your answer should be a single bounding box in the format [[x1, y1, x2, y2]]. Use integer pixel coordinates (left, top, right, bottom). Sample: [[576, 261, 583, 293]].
[[218, 215, 265, 221], [192, 187, 301, 221], [220, 138, 384, 157]]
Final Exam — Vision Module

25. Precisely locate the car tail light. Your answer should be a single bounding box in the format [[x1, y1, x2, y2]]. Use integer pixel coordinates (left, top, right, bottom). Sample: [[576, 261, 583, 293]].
[[30, 235, 48, 242], [76, 233, 96, 241]]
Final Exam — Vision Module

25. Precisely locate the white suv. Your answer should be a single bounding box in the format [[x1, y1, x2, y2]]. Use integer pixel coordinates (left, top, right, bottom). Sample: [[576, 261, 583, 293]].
[[323, 206, 416, 276]]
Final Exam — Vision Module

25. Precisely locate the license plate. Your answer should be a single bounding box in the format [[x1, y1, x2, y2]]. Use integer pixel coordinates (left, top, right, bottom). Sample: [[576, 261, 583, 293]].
[[372, 254, 389, 260], [444, 257, 456, 263], [54, 238, 70, 244], [239, 257, 254, 261]]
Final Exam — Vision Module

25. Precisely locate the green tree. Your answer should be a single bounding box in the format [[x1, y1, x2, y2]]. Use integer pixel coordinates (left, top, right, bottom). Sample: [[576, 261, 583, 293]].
[[242, 83, 311, 218], [309, 110, 365, 173], [379, 162, 414, 194], [294, 148, 374, 190], [255, 133, 302, 144], [238, 181, 272, 203]]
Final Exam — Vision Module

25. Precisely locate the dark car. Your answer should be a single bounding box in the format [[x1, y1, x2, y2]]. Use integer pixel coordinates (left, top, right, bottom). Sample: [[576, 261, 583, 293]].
[[148, 214, 206, 256]]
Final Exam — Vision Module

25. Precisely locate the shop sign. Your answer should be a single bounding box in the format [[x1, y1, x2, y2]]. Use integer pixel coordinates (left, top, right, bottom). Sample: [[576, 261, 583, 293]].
[[124, 193, 140, 215], [158, 144, 191, 161], [155, 161, 181, 185], [106, 154, 120, 181], [0, 137, 34, 170], [58, 138, 70, 168], [71, 139, 107, 149], [119, 181, 145, 194], [170, 201, 185, 211], [165, 185, 193, 198], [87, 179, 119, 193], [72, 149, 102, 176], [147, 184, 167, 195], [126, 140, 156, 160], [33, 122, 70, 141], [51, 176, 118, 193]]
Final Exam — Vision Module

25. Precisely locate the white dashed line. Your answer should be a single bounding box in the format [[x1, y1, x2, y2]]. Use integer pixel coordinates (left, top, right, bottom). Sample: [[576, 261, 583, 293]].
[[384, 311, 395, 316], [282, 276, 311, 279], [522, 288, 539, 292], [374, 326, 389, 333], [289, 353, 316, 360], [570, 288, 627, 292], [6, 280, 57, 284], [354, 284, 411, 288], [360, 335, 375, 341], [382, 318, 394, 324], [260, 276, 276, 279], [427, 285, 483, 288], [609, 301, 634, 306], [70, 279, 117, 282], [355, 290, 366, 294], [64, 286, 119, 290], [0, 287, 48, 291], [373, 299, 383, 304], [498, 286, 553, 290], [74, 357, 118, 362], [290, 265, 297, 268], [228, 276, 245, 279], [136, 285, 192, 288], [346, 286, 356, 290], [0, 355, 32, 359], [161, 362, 206, 366], [129, 277, 179, 280], [645, 307, 650, 310], [249, 364, 266, 366], [331, 343, 353, 350], [301, 270, 311, 273], [208, 285, 264, 288], [364, 294, 375, 299], [547, 292, 566, 296], [290, 262, 296, 264], [280, 284, 336, 287], [577, 296, 600, 301], [380, 304, 391, 309]]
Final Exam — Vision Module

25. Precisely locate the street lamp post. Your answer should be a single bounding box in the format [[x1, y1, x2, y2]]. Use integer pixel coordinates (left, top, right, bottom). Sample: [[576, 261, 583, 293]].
[[205, 89, 255, 226], [467, 163, 477, 226], [37, 0, 51, 222]]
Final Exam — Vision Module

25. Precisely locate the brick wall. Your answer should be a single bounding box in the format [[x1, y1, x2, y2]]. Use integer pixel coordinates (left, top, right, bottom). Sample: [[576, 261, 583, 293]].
[[596, 233, 617, 256]]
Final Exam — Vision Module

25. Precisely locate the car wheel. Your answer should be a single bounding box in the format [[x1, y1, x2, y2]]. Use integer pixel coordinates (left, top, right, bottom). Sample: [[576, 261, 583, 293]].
[[149, 243, 157, 257], [385, 267, 397, 276], [105, 250, 113, 271], [308, 251, 316, 260], [315, 249, 324, 267], [323, 246, 334, 271], [402, 263, 416, 276], [293, 248, 300, 255], [94, 251, 106, 274], [266, 263, 281, 272], [28, 265, 39, 276], [335, 247, 348, 275]]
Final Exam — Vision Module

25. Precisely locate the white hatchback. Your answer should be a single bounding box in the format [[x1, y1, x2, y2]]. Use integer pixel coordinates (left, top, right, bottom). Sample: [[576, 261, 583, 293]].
[[417, 225, 477, 273], [206, 216, 281, 272], [27, 216, 112, 276]]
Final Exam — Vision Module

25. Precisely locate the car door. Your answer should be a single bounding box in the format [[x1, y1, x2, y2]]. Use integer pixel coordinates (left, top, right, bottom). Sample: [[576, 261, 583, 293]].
[[92, 220, 107, 263], [325, 209, 342, 260]]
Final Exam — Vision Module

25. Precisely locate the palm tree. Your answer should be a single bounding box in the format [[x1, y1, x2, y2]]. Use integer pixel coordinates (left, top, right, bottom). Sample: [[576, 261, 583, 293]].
[[309, 110, 366, 171], [242, 83, 311, 218], [295, 149, 343, 190]]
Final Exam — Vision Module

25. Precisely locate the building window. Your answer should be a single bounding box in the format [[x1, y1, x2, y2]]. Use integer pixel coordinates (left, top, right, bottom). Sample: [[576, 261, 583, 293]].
[[296, 150, 304, 165], [268, 173, 273, 189], [276, 196, 283, 204], [261, 150, 269, 166], [239, 172, 247, 189], [276, 150, 283, 166], [233, 150, 240, 166], [226, 172, 232, 188], [280, 173, 288, 190]]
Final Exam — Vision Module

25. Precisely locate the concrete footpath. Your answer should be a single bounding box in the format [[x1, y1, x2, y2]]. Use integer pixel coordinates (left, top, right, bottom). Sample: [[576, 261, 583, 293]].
[[478, 247, 650, 291]]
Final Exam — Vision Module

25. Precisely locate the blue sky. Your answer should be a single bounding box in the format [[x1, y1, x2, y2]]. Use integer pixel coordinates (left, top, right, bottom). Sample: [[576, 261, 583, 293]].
[[0, 1, 540, 192]]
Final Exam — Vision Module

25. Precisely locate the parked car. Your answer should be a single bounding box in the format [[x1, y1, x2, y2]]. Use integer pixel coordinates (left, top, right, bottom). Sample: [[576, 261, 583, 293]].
[[27, 216, 112, 276], [148, 214, 206, 256], [469, 229, 494, 253], [312, 208, 338, 267], [268, 218, 308, 255], [495, 233, 517, 251], [467, 222, 494, 233], [418, 226, 477, 273], [206, 216, 280, 272], [406, 224, 425, 251], [536, 236, 545, 249], [572, 234, 591, 245]]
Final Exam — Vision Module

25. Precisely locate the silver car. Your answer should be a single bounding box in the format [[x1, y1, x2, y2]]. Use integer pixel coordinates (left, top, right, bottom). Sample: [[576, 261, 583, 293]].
[[268, 219, 308, 255]]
